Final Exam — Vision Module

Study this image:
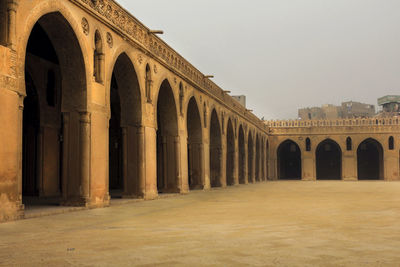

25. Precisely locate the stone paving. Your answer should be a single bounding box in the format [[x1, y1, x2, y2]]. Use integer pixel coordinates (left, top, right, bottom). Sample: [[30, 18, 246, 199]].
[[1, 181, 400, 266]]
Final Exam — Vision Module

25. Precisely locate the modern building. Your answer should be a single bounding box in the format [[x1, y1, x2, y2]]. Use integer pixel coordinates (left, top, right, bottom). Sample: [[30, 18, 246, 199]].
[[377, 95, 400, 116], [232, 95, 246, 108], [298, 101, 375, 120]]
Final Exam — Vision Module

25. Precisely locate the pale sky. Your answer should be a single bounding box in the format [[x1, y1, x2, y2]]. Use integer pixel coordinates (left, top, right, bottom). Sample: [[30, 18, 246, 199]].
[[117, 0, 400, 119]]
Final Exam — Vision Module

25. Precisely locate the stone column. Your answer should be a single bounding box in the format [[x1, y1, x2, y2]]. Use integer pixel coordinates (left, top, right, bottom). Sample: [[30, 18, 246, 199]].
[[174, 135, 182, 192], [121, 127, 128, 195], [137, 126, 145, 197], [61, 113, 70, 200], [233, 138, 239, 185], [79, 112, 91, 205], [6, 0, 18, 50]]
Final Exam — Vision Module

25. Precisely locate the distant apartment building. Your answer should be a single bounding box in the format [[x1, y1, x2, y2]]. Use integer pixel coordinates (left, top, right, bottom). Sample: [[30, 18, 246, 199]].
[[298, 101, 375, 120], [377, 95, 400, 116], [232, 95, 246, 108]]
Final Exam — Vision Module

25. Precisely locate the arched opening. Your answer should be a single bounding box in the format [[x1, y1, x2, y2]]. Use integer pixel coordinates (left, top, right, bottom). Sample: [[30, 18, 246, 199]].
[[238, 125, 245, 184], [226, 119, 235, 186], [23, 12, 86, 206], [255, 135, 260, 182], [277, 140, 301, 180], [187, 97, 203, 190], [210, 109, 222, 187], [261, 139, 265, 181], [145, 64, 152, 103], [247, 132, 254, 183], [357, 138, 384, 180], [109, 53, 141, 198], [346, 137, 352, 151], [306, 138, 311, 151], [157, 80, 179, 193], [94, 30, 104, 83], [316, 139, 342, 180], [389, 136, 394, 150]]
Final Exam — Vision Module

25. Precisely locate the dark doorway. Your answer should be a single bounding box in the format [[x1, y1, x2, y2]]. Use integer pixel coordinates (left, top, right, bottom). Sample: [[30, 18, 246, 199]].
[[157, 80, 179, 193], [277, 140, 301, 180], [23, 12, 87, 207], [210, 109, 222, 187], [316, 139, 342, 180], [247, 133, 254, 183], [357, 138, 383, 180], [226, 119, 235, 186], [255, 135, 260, 182], [238, 126, 245, 184], [187, 97, 203, 190], [22, 72, 40, 197], [109, 74, 123, 197]]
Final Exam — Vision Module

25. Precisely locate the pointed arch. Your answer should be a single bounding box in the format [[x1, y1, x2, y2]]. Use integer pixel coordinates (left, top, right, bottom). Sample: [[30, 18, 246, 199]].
[[22, 12, 87, 205], [226, 119, 235, 186], [210, 109, 222, 187], [187, 96, 204, 190], [108, 52, 142, 198], [156, 79, 179, 193], [316, 139, 342, 180], [357, 138, 384, 180], [238, 125, 246, 184], [247, 131, 254, 183], [277, 139, 301, 180]]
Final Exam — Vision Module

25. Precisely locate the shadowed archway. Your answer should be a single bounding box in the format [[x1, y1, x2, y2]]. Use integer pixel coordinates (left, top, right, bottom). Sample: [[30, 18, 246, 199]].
[[255, 135, 260, 182], [247, 132, 254, 183], [316, 139, 342, 180], [210, 109, 222, 187], [277, 140, 301, 180], [357, 138, 384, 180], [157, 80, 179, 193], [186, 97, 203, 190], [238, 125, 246, 184], [226, 119, 235, 186], [23, 12, 86, 206], [109, 53, 142, 198]]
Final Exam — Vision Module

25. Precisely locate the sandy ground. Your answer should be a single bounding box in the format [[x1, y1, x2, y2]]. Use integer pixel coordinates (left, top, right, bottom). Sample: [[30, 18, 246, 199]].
[[1, 181, 400, 266]]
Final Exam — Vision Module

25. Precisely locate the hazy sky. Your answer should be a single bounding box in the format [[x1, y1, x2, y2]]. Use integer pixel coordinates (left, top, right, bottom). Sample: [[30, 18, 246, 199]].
[[117, 0, 400, 119]]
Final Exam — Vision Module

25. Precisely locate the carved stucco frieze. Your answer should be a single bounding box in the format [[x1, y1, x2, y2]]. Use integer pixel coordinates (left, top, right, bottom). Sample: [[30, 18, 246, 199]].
[[81, 17, 89, 35]]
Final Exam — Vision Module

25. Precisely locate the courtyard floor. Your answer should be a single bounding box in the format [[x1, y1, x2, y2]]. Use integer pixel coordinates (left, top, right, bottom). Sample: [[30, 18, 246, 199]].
[[1, 181, 400, 266]]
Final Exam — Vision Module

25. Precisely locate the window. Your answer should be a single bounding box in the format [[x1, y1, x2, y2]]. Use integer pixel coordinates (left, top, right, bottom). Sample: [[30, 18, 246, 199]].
[[389, 136, 394, 150], [346, 137, 352, 151], [94, 30, 104, 83], [145, 64, 152, 102], [305, 138, 311, 151]]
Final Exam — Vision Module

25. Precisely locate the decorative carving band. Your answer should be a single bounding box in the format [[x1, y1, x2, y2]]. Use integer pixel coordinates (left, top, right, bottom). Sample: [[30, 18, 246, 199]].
[[81, 17, 89, 35]]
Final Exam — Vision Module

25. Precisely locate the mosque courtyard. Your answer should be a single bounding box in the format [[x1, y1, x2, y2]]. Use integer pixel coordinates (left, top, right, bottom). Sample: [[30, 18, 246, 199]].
[[1, 181, 400, 266]]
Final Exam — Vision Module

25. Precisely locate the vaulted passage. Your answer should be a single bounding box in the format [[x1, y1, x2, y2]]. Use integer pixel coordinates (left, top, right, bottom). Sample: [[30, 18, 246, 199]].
[[23, 13, 86, 206], [357, 138, 383, 180], [226, 119, 235, 186], [238, 126, 246, 184], [210, 109, 222, 187], [277, 140, 301, 180], [157, 80, 179, 193], [255, 135, 260, 182], [109, 53, 141, 198], [247, 133, 254, 183], [187, 97, 203, 190], [316, 139, 342, 180]]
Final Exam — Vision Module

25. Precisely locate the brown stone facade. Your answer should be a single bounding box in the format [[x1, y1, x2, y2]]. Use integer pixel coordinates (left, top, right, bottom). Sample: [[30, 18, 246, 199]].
[[266, 118, 400, 181], [0, 0, 268, 222]]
